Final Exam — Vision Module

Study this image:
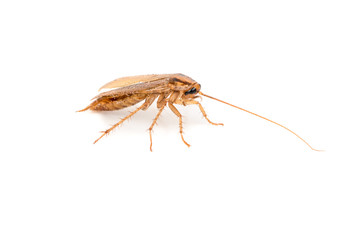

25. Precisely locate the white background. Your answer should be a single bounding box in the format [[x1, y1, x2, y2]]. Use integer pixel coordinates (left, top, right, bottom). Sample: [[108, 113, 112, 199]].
[[1, 0, 342, 239]]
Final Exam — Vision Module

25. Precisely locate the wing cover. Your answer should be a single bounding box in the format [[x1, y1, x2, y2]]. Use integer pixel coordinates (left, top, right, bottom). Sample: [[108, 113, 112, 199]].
[[93, 79, 171, 100], [98, 74, 177, 91]]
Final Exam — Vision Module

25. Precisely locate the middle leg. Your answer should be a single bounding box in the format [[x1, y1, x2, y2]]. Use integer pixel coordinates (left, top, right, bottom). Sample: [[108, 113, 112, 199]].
[[168, 102, 191, 147], [148, 102, 167, 151]]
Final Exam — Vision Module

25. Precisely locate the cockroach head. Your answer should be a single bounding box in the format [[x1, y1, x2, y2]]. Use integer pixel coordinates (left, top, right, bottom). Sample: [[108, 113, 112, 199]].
[[184, 83, 201, 98]]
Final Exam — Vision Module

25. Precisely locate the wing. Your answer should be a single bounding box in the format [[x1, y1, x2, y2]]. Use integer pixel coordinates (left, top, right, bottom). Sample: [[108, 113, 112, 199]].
[[98, 74, 178, 91], [92, 79, 171, 100]]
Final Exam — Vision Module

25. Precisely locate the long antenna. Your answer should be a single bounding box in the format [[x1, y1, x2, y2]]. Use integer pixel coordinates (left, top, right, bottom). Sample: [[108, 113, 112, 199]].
[[199, 92, 322, 151]]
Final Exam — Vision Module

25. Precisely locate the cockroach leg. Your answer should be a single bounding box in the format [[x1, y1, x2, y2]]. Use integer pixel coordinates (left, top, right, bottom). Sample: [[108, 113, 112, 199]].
[[93, 103, 146, 144], [184, 100, 224, 126], [168, 102, 191, 148], [148, 102, 167, 151], [142, 94, 158, 111], [156, 93, 169, 108]]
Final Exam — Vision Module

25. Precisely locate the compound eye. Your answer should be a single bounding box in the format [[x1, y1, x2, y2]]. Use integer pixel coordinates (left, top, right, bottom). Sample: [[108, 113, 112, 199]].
[[185, 87, 197, 95]]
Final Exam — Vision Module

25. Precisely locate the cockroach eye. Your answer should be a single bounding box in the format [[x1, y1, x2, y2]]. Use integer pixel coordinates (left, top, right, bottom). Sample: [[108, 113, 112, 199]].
[[185, 87, 197, 95]]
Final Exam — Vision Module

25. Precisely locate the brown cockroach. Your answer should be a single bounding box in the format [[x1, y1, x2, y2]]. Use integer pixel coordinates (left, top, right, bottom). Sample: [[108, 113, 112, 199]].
[[78, 73, 321, 151]]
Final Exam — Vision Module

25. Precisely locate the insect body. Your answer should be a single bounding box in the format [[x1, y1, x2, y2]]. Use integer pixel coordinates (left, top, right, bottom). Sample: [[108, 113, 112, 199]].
[[78, 73, 320, 151]]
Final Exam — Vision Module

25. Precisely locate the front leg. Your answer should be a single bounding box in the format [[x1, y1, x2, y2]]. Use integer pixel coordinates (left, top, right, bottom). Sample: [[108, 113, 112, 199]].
[[178, 99, 224, 126]]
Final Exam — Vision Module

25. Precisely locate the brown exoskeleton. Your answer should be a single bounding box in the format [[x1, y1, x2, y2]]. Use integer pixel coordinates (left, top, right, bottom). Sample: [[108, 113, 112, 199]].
[[78, 73, 321, 151]]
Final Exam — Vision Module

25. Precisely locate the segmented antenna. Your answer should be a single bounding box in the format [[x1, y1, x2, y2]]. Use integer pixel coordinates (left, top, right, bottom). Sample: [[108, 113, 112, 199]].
[[199, 92, 322, 151]]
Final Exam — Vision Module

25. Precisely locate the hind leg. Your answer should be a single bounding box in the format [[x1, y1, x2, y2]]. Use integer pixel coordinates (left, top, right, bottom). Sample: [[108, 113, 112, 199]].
[[93, 103, 146, 144], [93, 95, 157, 144]]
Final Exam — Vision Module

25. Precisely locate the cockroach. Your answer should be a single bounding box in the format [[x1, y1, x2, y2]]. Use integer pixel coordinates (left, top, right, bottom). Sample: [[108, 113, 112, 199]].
[[78, 73, 321, 151]]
